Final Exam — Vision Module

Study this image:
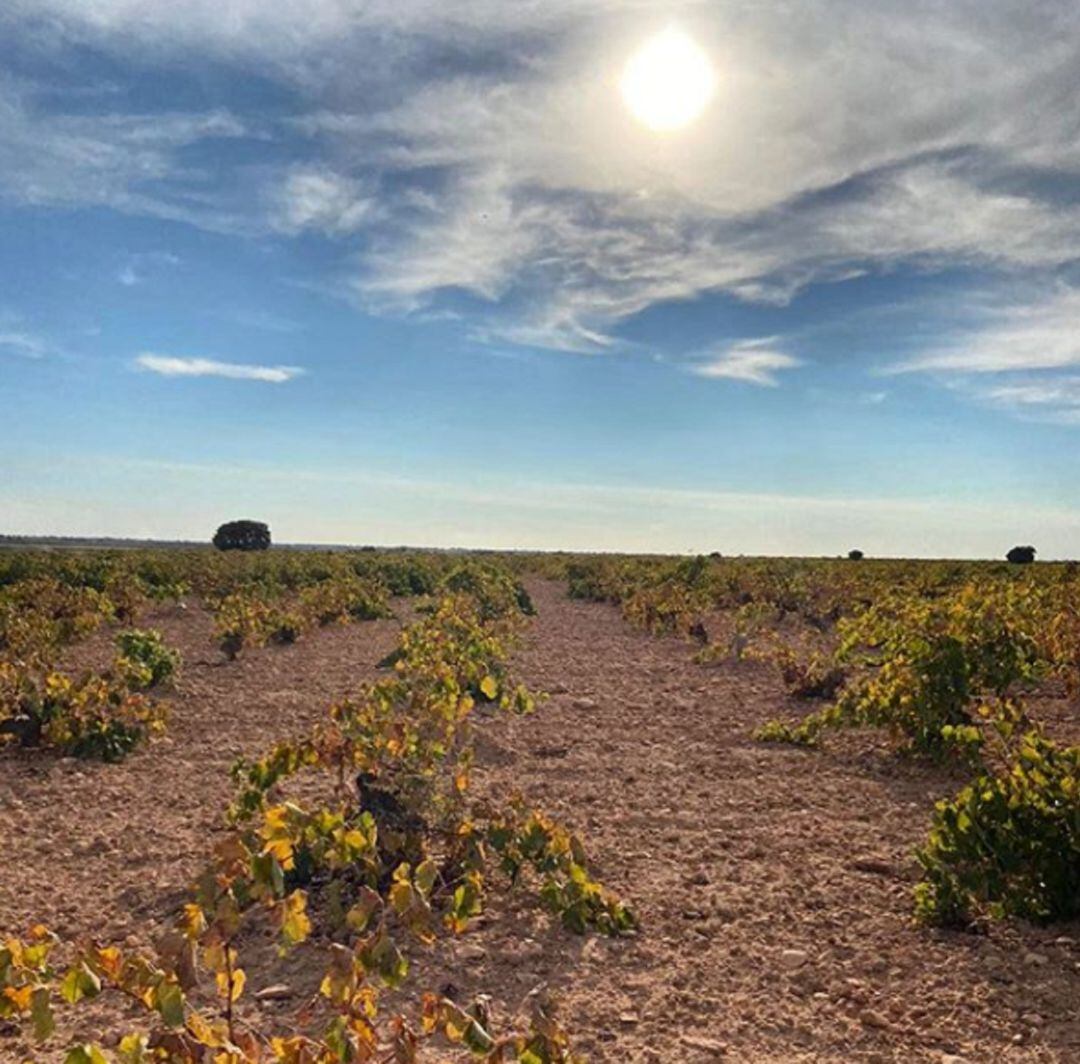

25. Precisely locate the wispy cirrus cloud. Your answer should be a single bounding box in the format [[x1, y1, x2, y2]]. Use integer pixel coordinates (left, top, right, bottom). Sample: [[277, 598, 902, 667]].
[[689, 340, 801, 387], [891, 286, 1080, 375], [4, 1, 1080, 366], [269, 168, 375, 236], [971, 376, 1080, 425], [886, 285, 1080, 424], [0, 331, 49, 357], [0, 76, 253, 232], [117, 251, 180, 287], [134, 354, 304, 383]]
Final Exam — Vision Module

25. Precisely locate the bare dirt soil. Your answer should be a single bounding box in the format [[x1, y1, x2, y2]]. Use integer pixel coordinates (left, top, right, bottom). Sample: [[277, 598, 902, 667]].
[[2, 582, 1078, 1062]]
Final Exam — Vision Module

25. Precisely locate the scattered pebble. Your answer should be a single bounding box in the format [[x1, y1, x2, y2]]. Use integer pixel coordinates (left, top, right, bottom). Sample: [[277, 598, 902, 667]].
[[255, 984, 293, 1001], [680, 1034, 727, 1055], [858, 1009, 891, 1029]]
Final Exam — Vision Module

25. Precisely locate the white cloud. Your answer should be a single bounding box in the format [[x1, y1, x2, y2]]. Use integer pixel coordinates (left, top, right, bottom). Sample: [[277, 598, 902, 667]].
[[134, 354, 304, 382], [270, 168, 374, 236], [975, 376, 1080, 425], [0, 80, 251, 230], [983, 379, 1080, 406], [689, 340, 801, 387], [892, 286, 1080, 374], [340, 158, 1080, 351], [885, 285, 1080, 423], [5, 2, 1080, 352], [116, 251, 180, 287], [0, 331, 48, 357]]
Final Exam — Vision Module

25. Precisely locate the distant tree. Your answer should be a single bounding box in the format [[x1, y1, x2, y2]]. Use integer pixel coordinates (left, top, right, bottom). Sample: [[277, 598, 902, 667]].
[[848, 549, 865, 560], [1006, 545, 1036, 564], [708, 551, 723, 560], [213, 519, 271, 552]]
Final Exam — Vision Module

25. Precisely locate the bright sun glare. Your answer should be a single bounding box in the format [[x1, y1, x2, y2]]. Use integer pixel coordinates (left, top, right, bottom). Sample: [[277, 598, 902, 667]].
[[620, 27, 716, 132]]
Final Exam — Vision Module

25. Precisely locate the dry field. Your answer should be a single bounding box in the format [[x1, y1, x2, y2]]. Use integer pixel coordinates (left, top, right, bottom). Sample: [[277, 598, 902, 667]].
[[1, 577, 1078, 1062]]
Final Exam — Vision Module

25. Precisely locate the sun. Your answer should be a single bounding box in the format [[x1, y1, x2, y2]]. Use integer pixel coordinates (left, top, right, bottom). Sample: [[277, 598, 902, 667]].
[[620, 27, 716, 132]]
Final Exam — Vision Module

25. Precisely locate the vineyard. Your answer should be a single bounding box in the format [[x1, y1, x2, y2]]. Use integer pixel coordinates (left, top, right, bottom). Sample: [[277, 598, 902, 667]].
[[1, 548, 1078, 1061]]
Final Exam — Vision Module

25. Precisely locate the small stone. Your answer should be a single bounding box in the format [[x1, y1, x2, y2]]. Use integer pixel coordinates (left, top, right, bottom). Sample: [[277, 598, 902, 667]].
[[1054, 936, 1075, 947], [459, 945, 486, 963], [1024, 952, 1048, 966], [941, 1055, 971, 1064], [1022, 1013, 1044, 1027], [858, 1009, 890, 1029], [680, 1034, 726, 1055], [573, 697, 598, 710], [686, 870, 709, 886], [618, 1012, 640, 1025], [582, 939, 606, 962], [779, 948, 808, 969], [255, 984, 293, 1001]]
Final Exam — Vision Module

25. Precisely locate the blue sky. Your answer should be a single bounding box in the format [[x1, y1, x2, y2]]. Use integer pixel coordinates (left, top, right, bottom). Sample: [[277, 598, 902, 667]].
[[3, 1, 1080, 556]]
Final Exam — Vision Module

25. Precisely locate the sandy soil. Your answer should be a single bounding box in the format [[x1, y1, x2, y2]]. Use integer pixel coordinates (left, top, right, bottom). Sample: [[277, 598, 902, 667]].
[[1, 582, 1078, 1062], [0, 603, 404, 1056]]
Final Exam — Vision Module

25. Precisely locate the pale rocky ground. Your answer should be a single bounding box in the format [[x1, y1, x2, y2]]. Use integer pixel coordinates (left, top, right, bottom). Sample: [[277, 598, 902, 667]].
[[1, 581, 1077, 1061]]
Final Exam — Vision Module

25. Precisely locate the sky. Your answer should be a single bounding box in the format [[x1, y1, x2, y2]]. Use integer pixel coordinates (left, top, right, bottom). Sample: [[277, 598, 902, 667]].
[[2, 0, 1080, 557]]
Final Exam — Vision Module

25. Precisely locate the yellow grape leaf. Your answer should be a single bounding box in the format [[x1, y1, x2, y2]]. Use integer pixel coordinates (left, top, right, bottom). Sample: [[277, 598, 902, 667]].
[[479, 675, 498, 700], [4, 984, 33, 1012], [389, 880, 413, 915], [180, 904, 207, 939], [215, 966, 246, 1004], [444, 1010, 468, 1043], [117, 1032, 150, 1063], [202, 942, 225, 972], [414, 859, 438, 897], [354, 985, 378, 1020], [60, 962, 101, 1005], [263, 836, 295, 871], [280, 891, 312, 946], [343, 829, 369, 853], [94, 946, 123, 981], [64, 1047, 110, 1064]]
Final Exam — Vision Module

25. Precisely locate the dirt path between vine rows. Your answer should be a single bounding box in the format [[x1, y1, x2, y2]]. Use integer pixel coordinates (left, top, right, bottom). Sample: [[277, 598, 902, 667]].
[[417, 579, 1080, 1064], [1, 581, 1078, 1062]]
